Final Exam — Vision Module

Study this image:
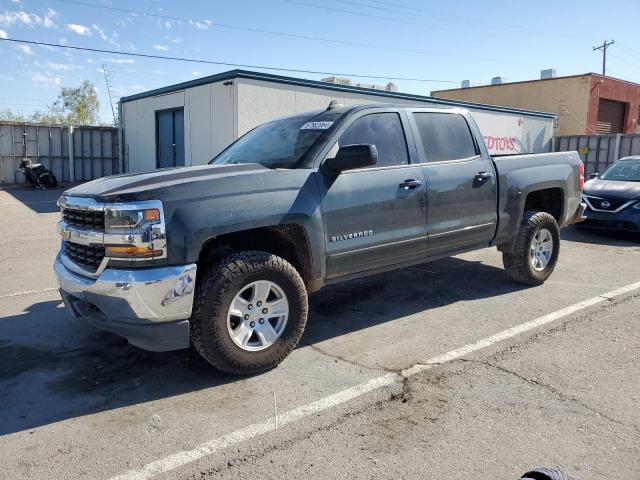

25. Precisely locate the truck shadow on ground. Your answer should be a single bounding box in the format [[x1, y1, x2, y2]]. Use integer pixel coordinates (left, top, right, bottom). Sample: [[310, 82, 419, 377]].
[[561, 225, 640, 246], [0, 186, 68, 214], [0, 256, 526, 436]]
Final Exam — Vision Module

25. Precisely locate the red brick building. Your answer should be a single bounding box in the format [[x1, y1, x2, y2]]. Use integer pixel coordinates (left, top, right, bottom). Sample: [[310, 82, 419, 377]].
[[432, 73, 640, 136]]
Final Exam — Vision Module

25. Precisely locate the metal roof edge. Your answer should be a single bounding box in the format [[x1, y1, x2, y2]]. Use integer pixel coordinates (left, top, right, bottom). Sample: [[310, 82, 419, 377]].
[[120, 69, 557, 119]]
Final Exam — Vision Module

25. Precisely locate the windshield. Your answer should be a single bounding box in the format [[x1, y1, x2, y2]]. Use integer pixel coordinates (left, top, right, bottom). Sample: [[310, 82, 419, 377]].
[[600, 158, 640, 182], [210, 113, 339, 169]]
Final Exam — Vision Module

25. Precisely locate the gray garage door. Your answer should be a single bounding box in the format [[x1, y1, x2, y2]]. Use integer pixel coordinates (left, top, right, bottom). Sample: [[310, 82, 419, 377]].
[[156, 108, 185, 168]]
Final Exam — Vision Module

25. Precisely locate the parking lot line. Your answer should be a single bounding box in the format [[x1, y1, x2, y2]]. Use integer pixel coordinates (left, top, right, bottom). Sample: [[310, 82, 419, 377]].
[[0, 288, 58, 300], [109, 279, 640, 480]]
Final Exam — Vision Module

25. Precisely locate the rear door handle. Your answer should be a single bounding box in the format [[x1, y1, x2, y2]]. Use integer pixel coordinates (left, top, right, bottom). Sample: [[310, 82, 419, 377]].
[[475, 171, 493, 181], [399, 179, 423, 190]]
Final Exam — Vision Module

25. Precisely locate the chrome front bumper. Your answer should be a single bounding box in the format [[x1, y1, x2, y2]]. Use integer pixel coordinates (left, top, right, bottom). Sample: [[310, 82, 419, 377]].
[[55, 254, 196, 351]]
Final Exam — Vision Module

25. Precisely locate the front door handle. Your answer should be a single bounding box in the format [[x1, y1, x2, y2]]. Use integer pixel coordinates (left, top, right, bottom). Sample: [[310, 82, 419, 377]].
[[399, 179, 423, 190], [475, 171, 493, 181]]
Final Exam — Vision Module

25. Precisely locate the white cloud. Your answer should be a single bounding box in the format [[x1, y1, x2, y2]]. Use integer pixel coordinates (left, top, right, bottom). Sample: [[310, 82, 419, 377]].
[[86, 58, 93, 64], [0, 9, 56, 28], [188, 19, 212, 30], [110, 58, 134, 64], [153, 44, 168, 51], [67, 23, 91, 36], [92, 24, 107, 41], [171, 38, 182, 44], [165, 21, 172, 28], [48, 61, 72, 71], [0, 28, 7, 39], [31, 72, 60, 86], [16, 44, 34, 55], [42, 8, 56, 28]]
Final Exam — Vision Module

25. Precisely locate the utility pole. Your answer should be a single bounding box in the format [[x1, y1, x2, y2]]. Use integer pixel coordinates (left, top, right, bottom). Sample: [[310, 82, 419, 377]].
[[593, 40, 614, 76], [102, 64, 118, 126]]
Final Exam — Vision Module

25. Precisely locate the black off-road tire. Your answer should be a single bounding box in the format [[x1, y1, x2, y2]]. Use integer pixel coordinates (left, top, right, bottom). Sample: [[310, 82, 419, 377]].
[[190, 250, 308, 375], [520, 467, 577, 480], [503, 210, 560, 286]]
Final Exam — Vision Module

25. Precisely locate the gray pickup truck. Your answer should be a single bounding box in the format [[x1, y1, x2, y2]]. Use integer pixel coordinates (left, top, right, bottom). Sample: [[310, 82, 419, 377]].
[[55, 103, 585, 374]]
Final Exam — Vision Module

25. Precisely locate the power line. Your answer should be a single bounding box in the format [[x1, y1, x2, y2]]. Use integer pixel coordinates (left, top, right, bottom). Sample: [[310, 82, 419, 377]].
[[608, 52, 640, 72], [614, 43, 640, 62], [284, 0, 578, 39], [52, 0, 514, 64], [0, 38, 461, 84]]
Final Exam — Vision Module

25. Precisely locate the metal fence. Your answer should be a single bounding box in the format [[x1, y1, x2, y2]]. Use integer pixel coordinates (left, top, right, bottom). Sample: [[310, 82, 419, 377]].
[[556, 133, 640, 175], [0, 122, 119, 185]]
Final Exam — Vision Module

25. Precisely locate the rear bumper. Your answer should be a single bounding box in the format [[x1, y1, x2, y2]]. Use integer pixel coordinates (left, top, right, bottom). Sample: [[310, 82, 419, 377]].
[[55, 254, 196, 351], [568, 202, 588, 225]]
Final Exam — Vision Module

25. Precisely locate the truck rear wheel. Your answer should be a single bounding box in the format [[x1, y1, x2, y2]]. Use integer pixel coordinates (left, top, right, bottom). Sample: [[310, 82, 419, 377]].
[[190, 250, 308, 375], [503, 210, 560, 286]]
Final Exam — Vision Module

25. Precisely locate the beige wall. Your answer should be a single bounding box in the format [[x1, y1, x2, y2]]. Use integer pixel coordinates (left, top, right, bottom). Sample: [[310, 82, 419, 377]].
[[432, 76, 592, 136]]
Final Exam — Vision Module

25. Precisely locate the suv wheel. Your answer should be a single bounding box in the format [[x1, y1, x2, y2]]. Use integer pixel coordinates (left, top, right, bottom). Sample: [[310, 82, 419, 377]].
[[503, 210, 560, 286], [190, 250, 308, 375]]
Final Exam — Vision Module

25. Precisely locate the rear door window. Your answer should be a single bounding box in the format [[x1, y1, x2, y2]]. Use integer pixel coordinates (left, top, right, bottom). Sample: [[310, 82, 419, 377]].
[[412, 113, 478, 162], [339, 113, 409, 167]]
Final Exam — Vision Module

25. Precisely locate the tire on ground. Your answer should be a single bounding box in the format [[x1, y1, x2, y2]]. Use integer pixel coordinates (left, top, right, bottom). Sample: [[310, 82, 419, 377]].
[[503, 210, 560, 286], [520, 466, 577, 480], [190, 250, 308, 375]]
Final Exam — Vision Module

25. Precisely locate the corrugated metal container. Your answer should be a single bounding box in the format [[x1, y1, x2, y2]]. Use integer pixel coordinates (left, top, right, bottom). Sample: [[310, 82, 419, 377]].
[[0, 123, 118, 185]]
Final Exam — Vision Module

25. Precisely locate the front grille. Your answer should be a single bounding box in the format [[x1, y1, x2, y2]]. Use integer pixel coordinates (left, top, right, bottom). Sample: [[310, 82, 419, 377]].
[[585, 196, 629, 211], [62, 208, 104, 230], [63, 241, 105, 272]]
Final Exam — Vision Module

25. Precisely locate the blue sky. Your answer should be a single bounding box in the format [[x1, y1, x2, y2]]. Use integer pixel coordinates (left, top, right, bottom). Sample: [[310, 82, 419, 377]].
[[0, 0, 639, 124]]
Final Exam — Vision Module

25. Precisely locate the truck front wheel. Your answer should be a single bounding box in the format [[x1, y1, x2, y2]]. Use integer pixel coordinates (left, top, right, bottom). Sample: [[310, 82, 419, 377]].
[[502, 210, 560, 286], [190, 251, 308, 375]]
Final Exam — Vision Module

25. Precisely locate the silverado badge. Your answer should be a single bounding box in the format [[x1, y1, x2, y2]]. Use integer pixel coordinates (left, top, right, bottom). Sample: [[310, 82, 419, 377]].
[[330, 230, 373, 242]]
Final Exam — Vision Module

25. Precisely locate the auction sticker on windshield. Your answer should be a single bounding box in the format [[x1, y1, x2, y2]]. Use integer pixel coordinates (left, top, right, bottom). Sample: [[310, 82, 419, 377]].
[[300, 121, 334, 130]]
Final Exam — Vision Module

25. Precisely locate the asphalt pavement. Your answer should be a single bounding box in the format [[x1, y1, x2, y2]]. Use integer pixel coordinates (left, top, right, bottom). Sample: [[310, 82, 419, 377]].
[[0, 186, 639, 480]]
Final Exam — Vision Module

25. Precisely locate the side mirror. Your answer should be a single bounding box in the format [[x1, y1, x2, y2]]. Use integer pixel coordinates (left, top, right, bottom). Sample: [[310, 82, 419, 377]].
[[589, 172, 599, 179], [323, 144, 378, 173]]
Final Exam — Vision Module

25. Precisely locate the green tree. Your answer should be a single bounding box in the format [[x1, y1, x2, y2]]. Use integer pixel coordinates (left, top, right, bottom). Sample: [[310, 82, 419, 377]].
[[48, 80, 100, 125]]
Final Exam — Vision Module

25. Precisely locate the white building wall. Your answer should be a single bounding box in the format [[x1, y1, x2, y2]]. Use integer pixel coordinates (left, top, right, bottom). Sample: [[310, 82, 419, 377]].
[[122, 81, 236, 173]]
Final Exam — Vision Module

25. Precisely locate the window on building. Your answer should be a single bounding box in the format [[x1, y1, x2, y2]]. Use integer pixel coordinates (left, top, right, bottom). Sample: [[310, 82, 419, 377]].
[[412, 112, 478, 162], [339, 113, 409, 167]]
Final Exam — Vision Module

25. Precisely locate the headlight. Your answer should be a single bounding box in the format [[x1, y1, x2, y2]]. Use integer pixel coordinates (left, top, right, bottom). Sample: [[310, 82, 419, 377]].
[[104, 202, 167, 260], [105, 208, 160, 232]]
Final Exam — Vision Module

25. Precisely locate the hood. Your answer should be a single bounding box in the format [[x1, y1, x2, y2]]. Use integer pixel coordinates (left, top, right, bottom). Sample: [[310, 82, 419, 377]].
[[583, 178, 640, 200], [63, 163, 270, 202]]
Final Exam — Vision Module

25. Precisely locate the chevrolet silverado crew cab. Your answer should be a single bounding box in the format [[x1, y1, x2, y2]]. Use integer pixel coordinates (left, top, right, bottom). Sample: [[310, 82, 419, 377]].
[[55, 103, 586, 374]]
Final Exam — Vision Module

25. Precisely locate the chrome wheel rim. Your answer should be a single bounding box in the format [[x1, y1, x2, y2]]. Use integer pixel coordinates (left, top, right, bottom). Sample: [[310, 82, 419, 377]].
[[530, 228, 553, 271], [227, 280, 289, 352]]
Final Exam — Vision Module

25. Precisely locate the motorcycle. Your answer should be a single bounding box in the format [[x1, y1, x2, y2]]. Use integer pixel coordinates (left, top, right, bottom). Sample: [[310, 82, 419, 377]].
[[18, 158, 58, 189]]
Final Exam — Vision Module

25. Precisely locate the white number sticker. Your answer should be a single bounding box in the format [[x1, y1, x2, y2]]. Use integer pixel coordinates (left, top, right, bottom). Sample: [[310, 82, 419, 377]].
[[300, 121, 334, 130]]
